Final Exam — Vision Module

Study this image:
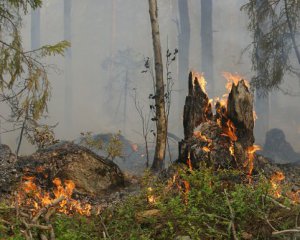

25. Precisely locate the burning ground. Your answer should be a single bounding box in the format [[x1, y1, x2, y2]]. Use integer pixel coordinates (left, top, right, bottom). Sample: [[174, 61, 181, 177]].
[[1, 72, 300, 239]]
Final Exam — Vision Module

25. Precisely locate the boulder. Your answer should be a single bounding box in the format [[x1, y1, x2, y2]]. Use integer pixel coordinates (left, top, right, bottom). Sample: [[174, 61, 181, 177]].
[[261, 128, 300, 164], [0, 142, 124, 195]]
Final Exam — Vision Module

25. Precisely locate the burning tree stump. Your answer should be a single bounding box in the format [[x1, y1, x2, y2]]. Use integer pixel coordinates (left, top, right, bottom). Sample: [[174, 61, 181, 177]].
[[178, 72, 257, 173], [183, 72, 213, 140]]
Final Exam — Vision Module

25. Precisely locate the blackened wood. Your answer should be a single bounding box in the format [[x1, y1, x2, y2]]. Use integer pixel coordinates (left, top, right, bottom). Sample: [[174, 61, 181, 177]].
[[227, 80, 255, 148], [183, 72, 212, 140]]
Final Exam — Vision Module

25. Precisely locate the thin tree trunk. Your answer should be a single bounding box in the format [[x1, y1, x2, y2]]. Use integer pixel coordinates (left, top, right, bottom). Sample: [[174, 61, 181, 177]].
[[148, 0, 167, 172], [201, 0, 214, 95], [64, 0, 72, 135]]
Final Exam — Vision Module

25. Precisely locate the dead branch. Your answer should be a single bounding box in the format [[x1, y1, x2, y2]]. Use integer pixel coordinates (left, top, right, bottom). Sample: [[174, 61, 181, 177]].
[[266, 196, 291, 210], [99, 214, 111, 240], [272, 229, 300, 236], [32, 195, 65, 223]]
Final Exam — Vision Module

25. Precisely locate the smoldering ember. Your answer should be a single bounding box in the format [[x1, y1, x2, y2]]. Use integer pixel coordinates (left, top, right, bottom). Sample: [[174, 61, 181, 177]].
[[1, 1, 300, 240]]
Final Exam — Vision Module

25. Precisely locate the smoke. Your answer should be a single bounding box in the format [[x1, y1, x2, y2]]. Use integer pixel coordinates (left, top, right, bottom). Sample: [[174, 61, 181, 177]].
[[1, 0, 300, 158]]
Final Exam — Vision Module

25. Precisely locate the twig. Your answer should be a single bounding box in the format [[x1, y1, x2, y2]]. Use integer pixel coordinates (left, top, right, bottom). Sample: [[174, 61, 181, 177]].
[[266, 196, 291, 210], [32, 196, 65, 223], [99, 214, 111, 240], [272, 229, 300, 236], [224, 189, 239, 240], [26, 223, 52, 230], [264, 215, 278, 232]]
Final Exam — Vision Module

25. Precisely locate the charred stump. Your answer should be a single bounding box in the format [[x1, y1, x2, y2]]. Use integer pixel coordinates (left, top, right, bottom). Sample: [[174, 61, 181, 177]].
[[178, 72, 256, 172], [227, 80, 255, 148], [183, 72, 212, 140]]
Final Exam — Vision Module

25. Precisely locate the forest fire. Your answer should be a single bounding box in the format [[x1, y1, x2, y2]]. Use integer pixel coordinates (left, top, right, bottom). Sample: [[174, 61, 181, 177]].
[[222, 72, 250, 91], [17, 175, 91, 216], [270, 171, 285, 198], [245, 145, 261, 176], [147, 187, 156, 204], [221, 119, 238, 142]]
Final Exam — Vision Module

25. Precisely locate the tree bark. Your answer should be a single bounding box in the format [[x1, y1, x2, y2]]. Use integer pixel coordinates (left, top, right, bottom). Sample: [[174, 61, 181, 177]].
[[148, 0, 167, 172], [201, 0, 214, 95]]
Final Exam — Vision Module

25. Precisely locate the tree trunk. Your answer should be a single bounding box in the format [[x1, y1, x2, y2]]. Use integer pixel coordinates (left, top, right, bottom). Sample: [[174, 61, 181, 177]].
[[64, 0, 72, 135], [148, 0, 167, 172], [201, 0, 214, 96]]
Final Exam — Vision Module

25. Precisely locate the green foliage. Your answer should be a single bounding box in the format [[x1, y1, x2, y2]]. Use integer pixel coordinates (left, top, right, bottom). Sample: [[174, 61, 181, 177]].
[[53, 214, 100, 240], [242, 0, 300, 93], [0, 0, 69, 147], [80, 131, 123, 161], [1, 167, 299, 239], [101, 167, 300, 239]]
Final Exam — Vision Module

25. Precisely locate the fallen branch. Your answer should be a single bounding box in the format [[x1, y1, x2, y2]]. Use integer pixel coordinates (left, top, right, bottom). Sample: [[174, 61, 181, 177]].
[[99, 214, 111, 240], [272, 229, 300, 236], [266, 196, 291, 210], [32, 195, 65, 223]]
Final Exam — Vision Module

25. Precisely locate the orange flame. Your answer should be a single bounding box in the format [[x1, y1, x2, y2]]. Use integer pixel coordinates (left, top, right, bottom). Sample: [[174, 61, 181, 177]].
[[193, 131, 212, 143], [245, 145, 261, 177], [221, 120, 238, 142], [187, 151, 193, 171], [18, 176, 91, 216], [270, 171, 285, 198], [202, 146, 211, 153], [183, 180, 190, 205], [222, 72, 250, 92], [147, 187, 156, 204]]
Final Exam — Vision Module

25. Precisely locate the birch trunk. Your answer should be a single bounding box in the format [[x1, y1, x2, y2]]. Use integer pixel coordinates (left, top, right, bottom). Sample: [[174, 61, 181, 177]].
[[148, 0, 167, 171]]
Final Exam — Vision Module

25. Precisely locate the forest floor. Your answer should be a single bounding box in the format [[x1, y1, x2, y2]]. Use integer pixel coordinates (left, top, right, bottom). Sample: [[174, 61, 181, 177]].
[[1, 162, 300, 240]]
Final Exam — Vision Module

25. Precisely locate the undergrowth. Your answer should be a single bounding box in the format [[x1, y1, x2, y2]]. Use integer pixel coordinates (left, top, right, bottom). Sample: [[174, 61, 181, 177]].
[[1, 165, 299, 239]]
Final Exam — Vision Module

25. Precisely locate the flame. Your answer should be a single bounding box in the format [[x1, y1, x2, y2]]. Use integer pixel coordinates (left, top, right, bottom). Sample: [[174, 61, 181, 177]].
[[183, 180, 190, 205], [270, 171, 285, 198], [192, 71, 207, 93], [244, 145, 261, 177], [18, 176, 91, 216], [187, 151, 193, 171], [287, 190, 300, 203], [202, 146, 210, 153], [222, 72, 250, 92], [147, 187, 156, 204], [229, 143, 235, 156], [253, 111, 258, 122], [131, 143, 138, 152], [193, 131, 212, 143], [221, 120, 238, 142]]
